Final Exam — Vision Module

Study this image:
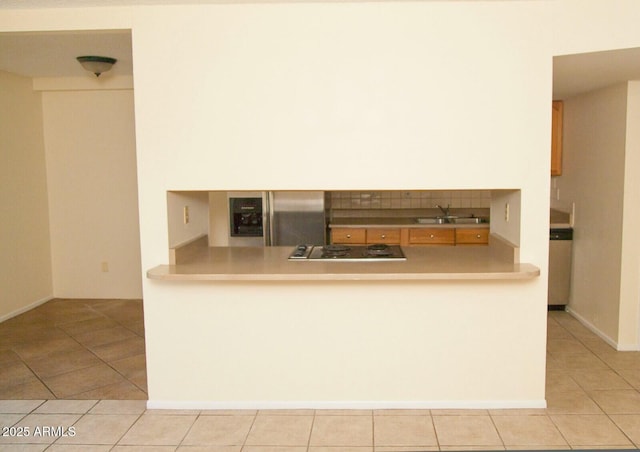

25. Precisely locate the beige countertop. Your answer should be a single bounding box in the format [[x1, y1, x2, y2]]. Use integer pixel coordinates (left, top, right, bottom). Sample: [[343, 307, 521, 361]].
[[329, 217, 489, 229], [148, 240, 539, 282]]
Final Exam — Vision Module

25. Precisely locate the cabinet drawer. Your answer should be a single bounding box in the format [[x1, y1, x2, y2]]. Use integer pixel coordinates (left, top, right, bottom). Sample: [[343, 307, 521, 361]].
[[331, 228, 366, 244], [456, 228, 489, 245], [366, 228, 401, 244], [408, 228, 455, 245]]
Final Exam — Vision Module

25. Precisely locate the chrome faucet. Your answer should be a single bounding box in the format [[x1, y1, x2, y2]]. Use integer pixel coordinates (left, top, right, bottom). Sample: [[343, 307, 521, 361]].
[[436, 204, 451, 217]]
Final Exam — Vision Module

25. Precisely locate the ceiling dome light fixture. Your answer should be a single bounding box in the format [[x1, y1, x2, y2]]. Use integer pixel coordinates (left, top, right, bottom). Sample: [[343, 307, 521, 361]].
[[76, 55, 117, 77]]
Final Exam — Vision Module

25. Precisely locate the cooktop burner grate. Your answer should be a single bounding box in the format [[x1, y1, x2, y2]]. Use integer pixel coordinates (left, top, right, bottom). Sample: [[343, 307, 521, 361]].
[[324, 245, 351, 253], [289, 244, 406, 261], [322, 245, 352, 257], [365, 244, 393, 256]]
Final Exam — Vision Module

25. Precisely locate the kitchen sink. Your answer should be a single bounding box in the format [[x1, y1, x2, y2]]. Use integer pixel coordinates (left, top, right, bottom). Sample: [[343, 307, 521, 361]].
[[416, 217, 448, 224], [416, 216, 487, 225], [452, 217, 486, 224]]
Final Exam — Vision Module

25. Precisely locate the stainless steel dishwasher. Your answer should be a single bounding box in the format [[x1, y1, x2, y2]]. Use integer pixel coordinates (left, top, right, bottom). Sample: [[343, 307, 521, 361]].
[[548, 228, 573, 309]]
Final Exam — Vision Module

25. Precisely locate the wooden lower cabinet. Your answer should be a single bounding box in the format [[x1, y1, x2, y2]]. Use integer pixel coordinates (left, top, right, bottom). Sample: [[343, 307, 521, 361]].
[[455, 228, 489, 245], [331, 226, 489, 246], [408, 228, 455, 245], [366, 228, 401, 244], [331, 227, 366, 244]]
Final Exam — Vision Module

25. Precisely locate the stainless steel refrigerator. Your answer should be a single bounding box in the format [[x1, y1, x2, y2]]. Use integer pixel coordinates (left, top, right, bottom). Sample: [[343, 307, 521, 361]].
[[265, 191, 326, 246], [225, 191, 326, 246]]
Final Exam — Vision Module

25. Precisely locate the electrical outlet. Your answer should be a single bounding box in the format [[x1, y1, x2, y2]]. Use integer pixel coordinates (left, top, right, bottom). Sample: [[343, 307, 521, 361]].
[[504, 203, 510, 222], [183, 206, 190, 224], [101, 261, 109, 272]]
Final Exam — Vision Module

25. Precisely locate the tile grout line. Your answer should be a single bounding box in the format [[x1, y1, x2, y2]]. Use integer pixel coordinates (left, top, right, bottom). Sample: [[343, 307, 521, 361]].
[[305, 409, 317, 452], [7, 319, 80, 398], [0, 399, 46, 421], [545, 410, 575, 449], [175, 410, 201, 449], [546, 314, 585, 450], [549, 313, 639, 449], [240, 408, 260, 450], [487, 411, 507, 450], [429, 412, 440, 451], [0, 298, 147, 400], [32, 299, 147, 399], [47, 400, 100, 449], [587, 395, 639, 448], [568, 315, 640, 396], [19, 302, 114, 400], [15, 353, 59, 399], [370, 409, 374, 451], [110, 408, 146, 449], [86, 301, 147, 339]]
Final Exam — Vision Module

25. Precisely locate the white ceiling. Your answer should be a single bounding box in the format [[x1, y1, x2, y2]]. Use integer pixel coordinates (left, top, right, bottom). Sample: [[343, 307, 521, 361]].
[[0, 0, 239, 7], [1, 7, 640, 96], [0, 31, 132, 78], [0, 0, 365, 7], [553, 47, 640, 99]]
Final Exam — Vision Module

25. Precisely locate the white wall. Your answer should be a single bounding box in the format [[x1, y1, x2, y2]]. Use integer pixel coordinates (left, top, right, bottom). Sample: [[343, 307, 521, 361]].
[[148, 280, 546, 409], [167, 191, 209, 248], [131, 1, 552, 406], [553, 0, 640, 56], [41, 88, 142, 299], [557, 81, 640, 350], [620, 81, 640, 348], [551, 0, 640, 349], [208, 191, 230, 246], [557, 84, 628, 344], [132, 1, 552, 266], [0, 70, 52, 320], [490, 190, 522, 247]]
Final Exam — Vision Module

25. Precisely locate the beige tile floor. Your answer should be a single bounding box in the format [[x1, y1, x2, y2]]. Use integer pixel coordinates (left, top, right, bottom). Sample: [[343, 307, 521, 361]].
[[2, 304, 640, 450], [0, 299, 147, 400]]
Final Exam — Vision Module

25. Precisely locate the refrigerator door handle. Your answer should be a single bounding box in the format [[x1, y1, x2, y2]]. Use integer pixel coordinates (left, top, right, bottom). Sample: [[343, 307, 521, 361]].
[[266, 191, 274, 246]]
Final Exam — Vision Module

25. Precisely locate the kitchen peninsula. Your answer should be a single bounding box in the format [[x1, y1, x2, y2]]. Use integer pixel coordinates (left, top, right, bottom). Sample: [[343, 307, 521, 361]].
[[147, 192, 543, 410]]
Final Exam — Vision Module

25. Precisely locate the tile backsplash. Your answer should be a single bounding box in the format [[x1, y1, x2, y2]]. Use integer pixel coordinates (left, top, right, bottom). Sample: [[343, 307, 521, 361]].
[[329, 190, 491, 209]]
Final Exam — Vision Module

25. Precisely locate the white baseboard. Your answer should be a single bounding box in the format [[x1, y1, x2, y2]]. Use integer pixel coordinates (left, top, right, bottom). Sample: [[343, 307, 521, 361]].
[[566, 307, 639, 351], [0, 295, 53, 323], [146, 399, 547, 411], [617, 343, 640, 351]]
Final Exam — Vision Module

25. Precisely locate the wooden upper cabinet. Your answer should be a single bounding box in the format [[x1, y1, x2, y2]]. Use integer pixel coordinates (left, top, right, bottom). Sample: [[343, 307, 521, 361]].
[[551, 100, 563, 176]]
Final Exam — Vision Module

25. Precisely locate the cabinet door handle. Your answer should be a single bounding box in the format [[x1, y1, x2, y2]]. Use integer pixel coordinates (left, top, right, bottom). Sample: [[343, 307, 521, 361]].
[[476, 234, 481, 239], [346, 234, 351, 239], [381, 234, 386, 239]]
